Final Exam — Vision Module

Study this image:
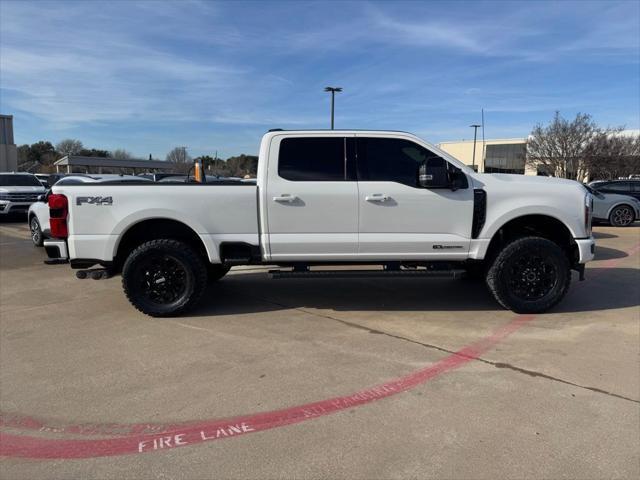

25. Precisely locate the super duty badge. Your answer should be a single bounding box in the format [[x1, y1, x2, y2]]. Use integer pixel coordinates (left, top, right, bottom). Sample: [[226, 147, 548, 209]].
[[76, 196, 113, 206]]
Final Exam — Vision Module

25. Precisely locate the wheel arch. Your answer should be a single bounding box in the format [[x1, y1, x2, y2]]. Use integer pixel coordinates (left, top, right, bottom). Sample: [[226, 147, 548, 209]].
[[483, 214, 578, 267], [114, 218, 213, 271]]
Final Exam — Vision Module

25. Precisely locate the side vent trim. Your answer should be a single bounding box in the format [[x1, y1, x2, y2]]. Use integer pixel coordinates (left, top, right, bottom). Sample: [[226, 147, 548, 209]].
[[472, 189, 487, 239]]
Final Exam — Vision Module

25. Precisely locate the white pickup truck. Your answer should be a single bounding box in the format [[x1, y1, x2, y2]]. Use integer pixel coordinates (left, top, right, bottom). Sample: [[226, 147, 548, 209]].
[[44, 130, 595, 316]]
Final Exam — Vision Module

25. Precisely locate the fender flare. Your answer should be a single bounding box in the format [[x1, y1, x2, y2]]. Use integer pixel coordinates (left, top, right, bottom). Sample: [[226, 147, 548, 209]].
[[111, 210, 220, 263]]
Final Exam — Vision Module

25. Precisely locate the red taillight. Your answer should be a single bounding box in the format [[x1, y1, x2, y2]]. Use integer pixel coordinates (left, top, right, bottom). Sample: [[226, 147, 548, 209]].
[[48, 193, 68, 239]]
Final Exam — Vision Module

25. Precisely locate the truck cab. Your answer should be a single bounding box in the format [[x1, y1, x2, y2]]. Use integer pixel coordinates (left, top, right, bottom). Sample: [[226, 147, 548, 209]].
[[259, 132, 474, 261]]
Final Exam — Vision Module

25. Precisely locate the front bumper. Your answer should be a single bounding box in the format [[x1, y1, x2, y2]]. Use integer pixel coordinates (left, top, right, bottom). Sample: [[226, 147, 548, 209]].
[[0, 201, 33, 214], [43, 239, 69, 264], [575, 236, 596, 264]]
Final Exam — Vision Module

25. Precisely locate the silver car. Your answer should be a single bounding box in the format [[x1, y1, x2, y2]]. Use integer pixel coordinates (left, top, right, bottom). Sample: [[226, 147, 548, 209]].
[[585, 185, 640, 227]]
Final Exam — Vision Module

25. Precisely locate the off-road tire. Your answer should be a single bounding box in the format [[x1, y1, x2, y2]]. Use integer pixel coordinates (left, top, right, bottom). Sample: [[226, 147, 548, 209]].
[[30, 216, 44, 247], [609, 205, 635, 227], [122, 239, 207, 317], [207, 264, 231, 283], [486, 236, 570, 314]]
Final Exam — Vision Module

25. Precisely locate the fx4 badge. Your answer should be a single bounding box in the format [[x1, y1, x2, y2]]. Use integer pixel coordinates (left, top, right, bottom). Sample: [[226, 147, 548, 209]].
[[76, 196, 113, 206]]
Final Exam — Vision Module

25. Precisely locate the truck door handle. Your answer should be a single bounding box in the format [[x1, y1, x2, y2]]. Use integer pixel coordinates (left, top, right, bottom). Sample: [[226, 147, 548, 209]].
[[365, 194, 390, 203], [273, 194, 298, 203]]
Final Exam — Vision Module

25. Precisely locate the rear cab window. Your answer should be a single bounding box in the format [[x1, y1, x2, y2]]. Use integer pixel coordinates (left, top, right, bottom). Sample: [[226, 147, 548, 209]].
[[278, 137, 355, 181]]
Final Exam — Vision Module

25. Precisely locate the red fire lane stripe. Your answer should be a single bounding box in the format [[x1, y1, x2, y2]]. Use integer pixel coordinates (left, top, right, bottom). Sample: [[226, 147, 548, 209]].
[[0, 315, 534, 459]]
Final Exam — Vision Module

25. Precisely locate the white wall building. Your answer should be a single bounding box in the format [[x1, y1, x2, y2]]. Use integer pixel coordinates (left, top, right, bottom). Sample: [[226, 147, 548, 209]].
[[437, 138, 536, 175]]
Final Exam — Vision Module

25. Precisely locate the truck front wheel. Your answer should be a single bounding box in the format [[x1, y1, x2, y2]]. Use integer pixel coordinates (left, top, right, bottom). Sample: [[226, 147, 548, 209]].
[[486, 236, 570, 314], [122, 239, 207, 317]]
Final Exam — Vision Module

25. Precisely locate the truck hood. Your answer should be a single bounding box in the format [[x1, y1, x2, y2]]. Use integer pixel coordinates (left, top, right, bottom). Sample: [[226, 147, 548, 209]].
[[0, 186, 46, 194], [475, 173, 580, 188]]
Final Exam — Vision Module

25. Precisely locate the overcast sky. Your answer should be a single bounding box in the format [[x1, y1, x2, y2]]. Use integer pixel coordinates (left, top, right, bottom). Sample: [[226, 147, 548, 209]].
[[1, 0, 638, 158]]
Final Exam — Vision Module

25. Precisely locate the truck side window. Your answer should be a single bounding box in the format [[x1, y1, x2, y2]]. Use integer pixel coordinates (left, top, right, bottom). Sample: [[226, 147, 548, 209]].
[[357, 138, 447, 187], [278, 137, 351, 181]]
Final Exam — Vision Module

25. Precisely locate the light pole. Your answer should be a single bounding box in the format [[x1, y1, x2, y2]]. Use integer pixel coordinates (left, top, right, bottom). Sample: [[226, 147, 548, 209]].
[[324, 87, 342, 129], [470, 124, 482, 171]]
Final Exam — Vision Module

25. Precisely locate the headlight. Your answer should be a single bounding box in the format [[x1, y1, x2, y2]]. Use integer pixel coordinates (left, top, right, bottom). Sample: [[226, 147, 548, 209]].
[[584, 193, 593, 234]]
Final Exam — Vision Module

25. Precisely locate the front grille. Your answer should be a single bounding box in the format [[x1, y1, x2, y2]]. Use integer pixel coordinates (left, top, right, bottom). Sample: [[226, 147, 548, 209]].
[[0, 193, 40, 202]]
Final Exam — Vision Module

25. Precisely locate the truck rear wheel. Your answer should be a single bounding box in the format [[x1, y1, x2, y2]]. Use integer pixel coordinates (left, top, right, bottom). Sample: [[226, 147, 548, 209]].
[[486, 236, 570, 314], [122, 239, 207, 317]]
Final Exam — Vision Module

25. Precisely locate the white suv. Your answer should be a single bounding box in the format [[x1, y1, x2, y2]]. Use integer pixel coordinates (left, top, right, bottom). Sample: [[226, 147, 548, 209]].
[[0, 173, 46, 217]]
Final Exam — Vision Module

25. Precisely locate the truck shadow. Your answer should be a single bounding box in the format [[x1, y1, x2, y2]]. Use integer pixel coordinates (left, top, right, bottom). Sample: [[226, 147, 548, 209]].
[[592, 231, 618, 239], [189, 267, 639, 317], [594, 246, 628, 260]]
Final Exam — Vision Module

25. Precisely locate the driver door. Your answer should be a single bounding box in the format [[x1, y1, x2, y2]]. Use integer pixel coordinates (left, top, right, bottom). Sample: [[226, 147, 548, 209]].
[[356, 135, 474, 259]]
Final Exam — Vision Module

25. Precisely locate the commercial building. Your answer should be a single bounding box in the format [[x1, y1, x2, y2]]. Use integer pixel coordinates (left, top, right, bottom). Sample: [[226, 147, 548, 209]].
[[0, 115, 18, 172], [54, 155, 174, 174], [437, 138, 534, 175]]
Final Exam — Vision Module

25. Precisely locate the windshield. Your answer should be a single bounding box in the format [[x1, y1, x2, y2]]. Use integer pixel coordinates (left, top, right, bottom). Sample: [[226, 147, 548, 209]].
[[0, 174, 43, 187]]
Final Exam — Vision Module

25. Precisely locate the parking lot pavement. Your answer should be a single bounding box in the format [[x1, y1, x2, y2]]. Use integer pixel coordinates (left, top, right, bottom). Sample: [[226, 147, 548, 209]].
[[0, 220, 638, 479]]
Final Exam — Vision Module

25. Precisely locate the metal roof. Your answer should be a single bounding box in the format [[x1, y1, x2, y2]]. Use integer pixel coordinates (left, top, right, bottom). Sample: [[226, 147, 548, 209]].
[[54, 156, 173, 170]]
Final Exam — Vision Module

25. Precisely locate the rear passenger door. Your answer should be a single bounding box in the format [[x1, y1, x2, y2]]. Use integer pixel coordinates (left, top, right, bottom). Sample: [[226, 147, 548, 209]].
[[265, 135, 358, 260]]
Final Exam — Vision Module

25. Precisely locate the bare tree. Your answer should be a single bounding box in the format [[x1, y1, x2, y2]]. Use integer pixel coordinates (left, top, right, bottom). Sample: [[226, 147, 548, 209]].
[[56, 139, 83, 157], [112, 148, 132, 159], [166, 147, 192, 173], [526, 112, 621, 180], [584, 132, 640, 180]]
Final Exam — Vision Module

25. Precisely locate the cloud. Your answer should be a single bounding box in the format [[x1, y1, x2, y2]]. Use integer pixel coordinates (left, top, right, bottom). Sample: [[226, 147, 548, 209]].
[[0, 1, 253, 127], [0, 0, 637, 157]]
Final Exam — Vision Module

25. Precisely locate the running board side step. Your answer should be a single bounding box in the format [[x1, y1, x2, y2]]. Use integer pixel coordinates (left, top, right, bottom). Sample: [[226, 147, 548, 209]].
[[269, 269, 467, 280]]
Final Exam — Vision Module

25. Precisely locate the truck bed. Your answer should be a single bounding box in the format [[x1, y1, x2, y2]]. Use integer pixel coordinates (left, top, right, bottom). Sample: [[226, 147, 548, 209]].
[[54, 183, 259, 263]]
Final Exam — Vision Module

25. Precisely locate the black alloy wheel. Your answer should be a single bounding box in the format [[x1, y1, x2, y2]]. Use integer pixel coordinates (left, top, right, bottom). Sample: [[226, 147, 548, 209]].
[[486, 236, 571, 313], [506, 254, 558, 301], [122, 239, 207, 317]]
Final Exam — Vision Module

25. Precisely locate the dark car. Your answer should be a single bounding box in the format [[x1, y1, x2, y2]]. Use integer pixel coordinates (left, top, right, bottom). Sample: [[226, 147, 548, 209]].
[[588, 179, 640, 201]]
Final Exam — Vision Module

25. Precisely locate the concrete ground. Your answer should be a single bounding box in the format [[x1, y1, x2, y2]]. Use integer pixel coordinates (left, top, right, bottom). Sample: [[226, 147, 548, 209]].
[[0, 219, 638, 479]]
